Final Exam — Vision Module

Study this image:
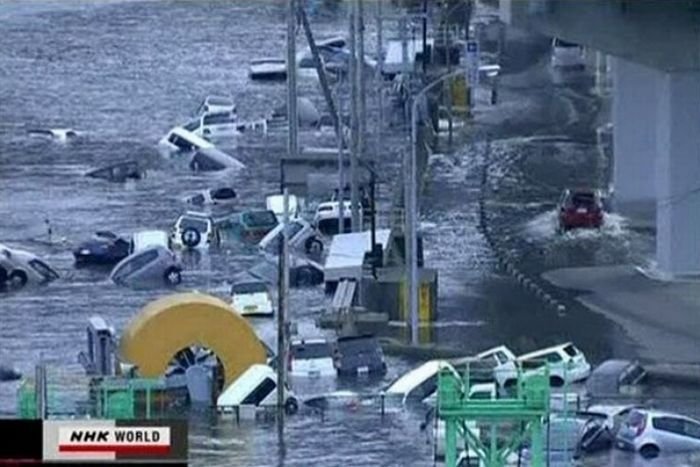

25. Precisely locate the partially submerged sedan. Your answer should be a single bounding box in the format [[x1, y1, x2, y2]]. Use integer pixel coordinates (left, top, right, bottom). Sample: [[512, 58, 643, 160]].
[[110, 246, 182, 287], [73, 231, 130, 266], [0, 243, 59, 288], [85, 161, 144, 183], [186, 187, 237, 207]]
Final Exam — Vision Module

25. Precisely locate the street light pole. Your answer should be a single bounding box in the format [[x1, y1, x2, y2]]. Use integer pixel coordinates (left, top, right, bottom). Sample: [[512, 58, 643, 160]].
[[406, 69, 467, 345]]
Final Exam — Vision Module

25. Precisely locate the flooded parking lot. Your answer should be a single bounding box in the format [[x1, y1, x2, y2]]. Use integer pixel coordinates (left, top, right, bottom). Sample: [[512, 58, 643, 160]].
[[1, 1, 700, 466]]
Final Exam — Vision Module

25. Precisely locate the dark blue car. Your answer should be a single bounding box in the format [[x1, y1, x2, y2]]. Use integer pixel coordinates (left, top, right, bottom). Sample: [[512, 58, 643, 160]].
[[73, 231, 130, 266]]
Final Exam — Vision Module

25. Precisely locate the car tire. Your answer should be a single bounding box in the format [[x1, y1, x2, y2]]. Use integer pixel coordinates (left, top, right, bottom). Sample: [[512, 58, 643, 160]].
[[181, 227, 201, 249], [164, 267, 182, 285], [305, 237, 323, 254], [284, 397, 299, 415], [639, 444, 659, 459], [9, 270, 28, 288]]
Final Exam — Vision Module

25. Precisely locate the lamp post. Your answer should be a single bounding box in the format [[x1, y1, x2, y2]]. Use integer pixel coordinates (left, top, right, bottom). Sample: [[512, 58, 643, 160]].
[[406, 68, 468, 345]]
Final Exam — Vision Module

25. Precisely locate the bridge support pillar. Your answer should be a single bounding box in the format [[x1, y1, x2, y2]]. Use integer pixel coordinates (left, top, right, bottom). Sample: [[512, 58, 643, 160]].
[[655, 70, 700, 277], [612, 58, 659, 224]]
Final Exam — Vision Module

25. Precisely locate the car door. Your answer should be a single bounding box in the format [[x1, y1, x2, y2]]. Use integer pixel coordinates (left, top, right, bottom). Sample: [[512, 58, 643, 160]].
[[652, 416, 689, 451], [681, 419, 700, 451]]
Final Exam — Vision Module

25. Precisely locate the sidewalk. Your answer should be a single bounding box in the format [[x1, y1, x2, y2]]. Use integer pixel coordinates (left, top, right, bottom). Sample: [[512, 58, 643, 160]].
[[543, 265, 700, 364]]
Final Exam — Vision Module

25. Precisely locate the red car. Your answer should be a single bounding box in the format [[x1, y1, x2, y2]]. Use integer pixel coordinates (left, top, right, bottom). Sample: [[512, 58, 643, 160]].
[[558, 189, 604, 231]]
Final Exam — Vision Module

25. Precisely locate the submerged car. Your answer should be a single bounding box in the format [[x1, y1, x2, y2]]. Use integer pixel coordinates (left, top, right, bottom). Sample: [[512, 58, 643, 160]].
[[196, 95, 237, 116], [73, 231, 130, 266], [231, 280, 274, 317], [266, 194, 302, 222], [85, 161, 144, 183], [110, 246, 182, 287], [186, 187, 237, 207], [216, 363, 298, 415], [477, 342, 591, 389], [558, 188, 604, 231], [314, 200, 355, 235], [248, 254, 324, 288], [335, 334, 386, 377], [130, 230, 171, 253], [170, 212, 220, 250], [289, 338, 336, 378], [0, 243, 59, 288], [184, 111, 239, 140], [551, 38, 585, 69], [258, 218, 324, 256], [159, 126, 214, 153], [234, 210, 279, 243], [616, 409, 700, 459], [586, 359, 646, 400]]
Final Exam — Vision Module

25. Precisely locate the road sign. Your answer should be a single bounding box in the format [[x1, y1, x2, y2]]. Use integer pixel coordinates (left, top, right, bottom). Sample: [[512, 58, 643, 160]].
[[465, 40, 480, 86]]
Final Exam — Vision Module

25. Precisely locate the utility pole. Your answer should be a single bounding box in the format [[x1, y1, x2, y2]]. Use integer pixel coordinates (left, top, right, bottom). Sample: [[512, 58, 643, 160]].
[[337, 73, 345, 234], [358, 0, 367, 220], [349, 0, 360, 232], [278, 0, 295, 448], [422, 0, 428, 73]]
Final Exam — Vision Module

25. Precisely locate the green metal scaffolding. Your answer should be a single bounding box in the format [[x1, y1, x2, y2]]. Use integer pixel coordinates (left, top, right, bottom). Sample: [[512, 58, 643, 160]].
[[438, 363, 551, 467]]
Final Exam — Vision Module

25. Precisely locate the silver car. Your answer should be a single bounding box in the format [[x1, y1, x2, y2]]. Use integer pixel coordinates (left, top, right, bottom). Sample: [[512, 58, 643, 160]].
[[0, 243, 59, 288], [616, 409, 700, 458], [110, 246, 182, 287]]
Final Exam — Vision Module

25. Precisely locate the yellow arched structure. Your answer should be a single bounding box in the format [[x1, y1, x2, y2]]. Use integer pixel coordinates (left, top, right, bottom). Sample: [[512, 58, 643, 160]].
[[119, 292, 266, 388]]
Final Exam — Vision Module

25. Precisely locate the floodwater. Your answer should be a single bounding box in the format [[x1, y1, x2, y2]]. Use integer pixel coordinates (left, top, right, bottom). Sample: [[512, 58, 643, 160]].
[[0, 1, 698, 466]]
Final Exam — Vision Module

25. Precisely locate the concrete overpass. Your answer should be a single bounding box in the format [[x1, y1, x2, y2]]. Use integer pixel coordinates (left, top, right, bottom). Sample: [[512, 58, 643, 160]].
[[500, 0, 700, 278]]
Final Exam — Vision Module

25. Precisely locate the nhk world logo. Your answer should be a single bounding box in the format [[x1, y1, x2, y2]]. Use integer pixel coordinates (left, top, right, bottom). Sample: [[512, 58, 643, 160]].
[[59, 426, 170, 455], [43, 420, 186, 462]]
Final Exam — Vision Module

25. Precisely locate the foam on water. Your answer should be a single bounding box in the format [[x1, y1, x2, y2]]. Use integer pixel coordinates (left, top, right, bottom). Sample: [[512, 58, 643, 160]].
[[524, 209, 629, 242]]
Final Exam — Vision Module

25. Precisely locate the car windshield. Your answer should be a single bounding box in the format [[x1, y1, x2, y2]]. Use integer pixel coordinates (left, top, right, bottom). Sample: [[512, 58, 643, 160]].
[[291, 342, 332, 359], [207, 96, 234, 107], [570, 192, 596, 208], [202, 113, 235, 125], [179, 217, 209, 232], [212, 188, 236, 199], [28, 259, 59, 280], [555, 38, 579, 48], [232, 282, 267, 295], [620, 364, 646, 385], [183, 120, 200, 132], [243, 211, 277, 228]]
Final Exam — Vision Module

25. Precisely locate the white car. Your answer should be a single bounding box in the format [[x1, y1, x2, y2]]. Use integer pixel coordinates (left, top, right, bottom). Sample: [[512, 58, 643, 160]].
[[158, 126, 214, 153], [551, 37, 585, 69], [478, 343, 591, 389], [0, 243, 59, 287], [258, 218, 324, 256], [196, 95, 236, 116], [313, 200, 356, 235], [184, 112, 239, 140], [185, 187, 237, 207], [110, 246, 182, 287], [288, 338, 336, 378], [130, 230, 171, 254], [616, 409, 700, 459], [384, 360, 460, 406], [266, 194, 302, 222], [170, 212, 219, 250], [231, 280, 274, 317], [217, 363, 298, 415]]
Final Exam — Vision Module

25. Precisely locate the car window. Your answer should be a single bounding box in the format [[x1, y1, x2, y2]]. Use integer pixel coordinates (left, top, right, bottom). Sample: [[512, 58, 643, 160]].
[[570, 192, 596, 208], [562, 344, 578, 358], [241, 377, 277, 405], [653, 417, 685, 435], [291, 342, 332, 360], [410, 374, 438, 400], [554, 38, 579, 48], [243, 211, 277, 228], [544, 352, 564, 363], [203, 113, 235, 126], [684, 421, 700, 439], [212, 188, 236, 199], [28, 259, 59, 280], [183, 120, 200, 132], [113, 249, 158, 279], [620, 364, 646, 385], [179, 217, 210, 233], [232, 282, 267, 295]]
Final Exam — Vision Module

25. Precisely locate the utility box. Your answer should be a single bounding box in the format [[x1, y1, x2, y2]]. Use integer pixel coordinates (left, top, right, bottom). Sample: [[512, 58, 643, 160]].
[[360, 266, 438, 323], [78, 316, 116, 377]]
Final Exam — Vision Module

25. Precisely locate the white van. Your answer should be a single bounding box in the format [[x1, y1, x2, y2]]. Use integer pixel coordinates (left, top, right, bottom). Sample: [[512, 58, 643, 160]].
[[170, 212, 219, 250], [158, 126, 214, 153], [185, 112, 239, 140], [130, 230, 171, 254], [216, 364, 298, 415], [196, 95, 236, 116], [0, 243, 59, 287], [265, 194, 302, 223]]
